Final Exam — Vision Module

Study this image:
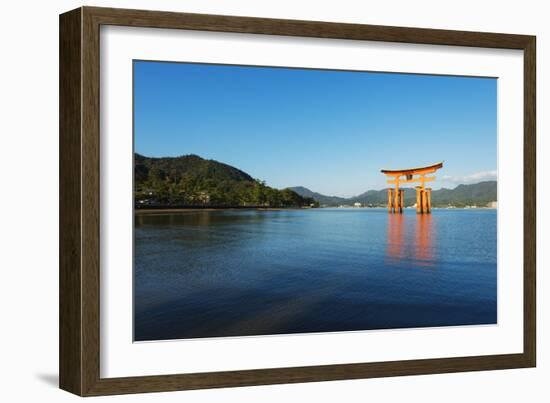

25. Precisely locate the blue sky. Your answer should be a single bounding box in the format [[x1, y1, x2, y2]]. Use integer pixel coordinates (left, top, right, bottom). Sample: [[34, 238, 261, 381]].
[[134, 61, 497, 197]]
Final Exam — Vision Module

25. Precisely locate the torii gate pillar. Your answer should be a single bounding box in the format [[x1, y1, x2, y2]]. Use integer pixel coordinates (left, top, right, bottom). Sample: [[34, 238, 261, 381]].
[[387, 188, 405, 213], [415, 187, 432, 214]]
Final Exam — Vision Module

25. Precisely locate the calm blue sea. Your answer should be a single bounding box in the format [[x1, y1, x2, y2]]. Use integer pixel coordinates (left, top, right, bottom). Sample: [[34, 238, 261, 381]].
[[134, 208, 497, 341]]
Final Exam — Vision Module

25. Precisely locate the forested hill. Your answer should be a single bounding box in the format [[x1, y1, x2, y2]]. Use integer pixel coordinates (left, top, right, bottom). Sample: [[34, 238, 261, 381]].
[[134, 153, 316, 208], [134, 153, 254, 183], [289, 181, 497, 207]]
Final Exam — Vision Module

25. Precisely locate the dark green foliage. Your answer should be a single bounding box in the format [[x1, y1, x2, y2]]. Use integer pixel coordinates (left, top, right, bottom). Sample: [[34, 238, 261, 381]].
[[134, 153, 317, 208]]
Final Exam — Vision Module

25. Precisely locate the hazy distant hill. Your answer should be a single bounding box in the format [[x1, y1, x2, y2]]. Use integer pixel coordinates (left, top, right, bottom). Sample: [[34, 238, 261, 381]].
[[430, 181, 497, 206], [290, 181, 497, 207], [288, 186, 348, 206], [134, 154, 316, 208]]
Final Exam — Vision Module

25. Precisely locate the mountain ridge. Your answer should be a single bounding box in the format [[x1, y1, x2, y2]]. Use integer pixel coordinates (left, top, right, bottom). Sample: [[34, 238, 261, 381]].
[[289, 181, 497, 207], [134, 152, 496, 208]]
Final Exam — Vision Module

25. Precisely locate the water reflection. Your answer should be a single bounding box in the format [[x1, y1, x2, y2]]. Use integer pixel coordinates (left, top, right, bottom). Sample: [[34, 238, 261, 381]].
[[135, 209, 496, 340], [414, 213, 434, 267], [136, 211, 213, 226], [386, 213, 405, 261], [386, 212, 434, 267]]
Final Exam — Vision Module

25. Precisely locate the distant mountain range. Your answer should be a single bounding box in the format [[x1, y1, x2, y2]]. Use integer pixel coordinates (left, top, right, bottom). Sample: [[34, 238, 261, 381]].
[[288, 186, 349, 206], [134, 152, 496, 208], [289, 181, 497, 207]]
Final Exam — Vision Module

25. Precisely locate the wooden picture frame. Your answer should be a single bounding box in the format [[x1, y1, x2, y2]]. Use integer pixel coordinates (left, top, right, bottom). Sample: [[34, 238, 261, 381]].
[[59, 6, 536, 396]]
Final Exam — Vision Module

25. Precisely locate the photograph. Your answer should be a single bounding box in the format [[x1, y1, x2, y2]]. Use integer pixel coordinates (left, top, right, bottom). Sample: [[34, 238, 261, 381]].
[[133, 60, 498, 342]]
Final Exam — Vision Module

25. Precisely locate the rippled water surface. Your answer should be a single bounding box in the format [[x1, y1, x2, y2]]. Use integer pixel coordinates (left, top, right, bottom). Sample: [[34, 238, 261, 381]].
[[134, 208, 497, 341]]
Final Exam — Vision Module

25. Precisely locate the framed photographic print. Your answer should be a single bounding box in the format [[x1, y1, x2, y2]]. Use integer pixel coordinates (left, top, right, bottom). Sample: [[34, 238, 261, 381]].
[[59, 6, 536, 396]]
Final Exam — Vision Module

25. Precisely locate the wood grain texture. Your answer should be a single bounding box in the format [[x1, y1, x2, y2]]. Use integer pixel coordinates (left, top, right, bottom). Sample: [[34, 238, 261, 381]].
[[523, 38, 536, 367], [80, 7, 102, 396], [86, 354, 530, 396], [59, 8, 82, 396], [85, 6, 532, 49], [59, 6, 537, 396]]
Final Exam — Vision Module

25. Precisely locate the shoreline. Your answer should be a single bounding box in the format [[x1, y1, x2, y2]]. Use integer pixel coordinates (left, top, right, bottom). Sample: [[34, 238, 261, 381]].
[[134, 207, 309, 215], [135, 206, 497, 215]]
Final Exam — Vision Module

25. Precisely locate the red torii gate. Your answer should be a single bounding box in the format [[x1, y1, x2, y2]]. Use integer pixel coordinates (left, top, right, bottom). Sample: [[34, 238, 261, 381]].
[[381, 162, 443, 214]]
